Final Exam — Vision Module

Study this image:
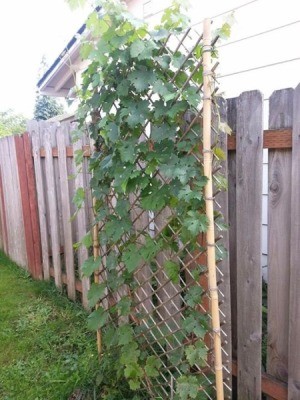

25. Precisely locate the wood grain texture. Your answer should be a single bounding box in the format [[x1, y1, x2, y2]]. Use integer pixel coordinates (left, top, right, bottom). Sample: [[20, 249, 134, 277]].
[[236, 91, 263, 399], [0, 163, 8, 253], [57, 124, 76, 300], [23, 133, 43, 280], [215, 97, 232, 398], [227, 97, 238, 361], [73, 135, 90, 309], [232, 360, 288, 400], [44, 124, 62, 289], [14, 135, 36, 276], [0, 136, 27, 267], [267, 89, 293, 383], [30, 121, 50, 279], [288, 83, 300, 399], [228, 129, 292, 150]]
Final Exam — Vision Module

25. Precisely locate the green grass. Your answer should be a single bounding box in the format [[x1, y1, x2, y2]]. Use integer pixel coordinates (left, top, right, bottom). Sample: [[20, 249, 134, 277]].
[[0, 251, 98, 400]]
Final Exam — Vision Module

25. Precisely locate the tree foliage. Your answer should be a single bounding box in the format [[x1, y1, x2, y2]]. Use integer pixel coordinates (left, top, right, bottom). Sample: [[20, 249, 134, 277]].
[[0, 109, 26, 137], [33, 95, 64, 121], [33, 56, 65, 121]]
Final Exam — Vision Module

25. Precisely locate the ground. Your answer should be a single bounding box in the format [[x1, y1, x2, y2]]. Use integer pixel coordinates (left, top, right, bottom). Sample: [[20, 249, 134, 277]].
[[0, 251, 98, 400]]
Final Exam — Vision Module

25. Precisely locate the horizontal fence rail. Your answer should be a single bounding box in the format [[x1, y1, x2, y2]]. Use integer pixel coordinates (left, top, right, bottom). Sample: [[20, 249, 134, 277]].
[[0, 83, 299, 399]]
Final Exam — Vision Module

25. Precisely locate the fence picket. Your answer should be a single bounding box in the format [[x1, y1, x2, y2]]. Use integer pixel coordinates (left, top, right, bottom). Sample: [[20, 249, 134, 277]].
[[73, 135, 90, 308], [288, 83, 300, 399], [23, 133, 43, 280], [30, 121, 50, 279], [236, 91, 263, 399], [267, 88, 293, 383], [44, 124, 62, 289], [227, 97, 238, 361], [57, 124, 76, 300]]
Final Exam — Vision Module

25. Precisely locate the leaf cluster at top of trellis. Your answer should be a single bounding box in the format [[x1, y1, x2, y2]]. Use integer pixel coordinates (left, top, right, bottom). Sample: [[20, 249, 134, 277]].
[[74, 0, 231, 398]]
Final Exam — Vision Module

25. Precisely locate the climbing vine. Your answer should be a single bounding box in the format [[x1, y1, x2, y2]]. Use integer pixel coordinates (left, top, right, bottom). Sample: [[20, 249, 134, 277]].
[[72, 0, 231, 398]]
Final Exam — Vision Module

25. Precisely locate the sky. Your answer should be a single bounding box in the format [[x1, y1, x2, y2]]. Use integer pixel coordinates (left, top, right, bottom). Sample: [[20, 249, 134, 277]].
[[0, 0, 91, 118], [0, 0, 300, 118]]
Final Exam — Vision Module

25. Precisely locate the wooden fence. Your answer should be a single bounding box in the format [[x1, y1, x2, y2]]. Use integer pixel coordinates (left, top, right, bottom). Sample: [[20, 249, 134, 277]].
[[0, 84, 299, 399]]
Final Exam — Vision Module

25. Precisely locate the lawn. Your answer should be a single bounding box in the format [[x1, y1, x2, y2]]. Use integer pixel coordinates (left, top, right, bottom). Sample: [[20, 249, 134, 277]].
[[0, 251, 98, 400]]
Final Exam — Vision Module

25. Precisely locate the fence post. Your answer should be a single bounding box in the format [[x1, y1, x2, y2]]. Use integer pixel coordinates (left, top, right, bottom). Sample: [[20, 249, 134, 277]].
[[288, 83, 300, 399], [236, 91, 263, 399]]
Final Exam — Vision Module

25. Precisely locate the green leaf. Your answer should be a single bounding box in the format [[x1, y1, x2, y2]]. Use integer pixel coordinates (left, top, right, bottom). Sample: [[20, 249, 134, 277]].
[[176, 375, 199, 400], [164, 260, 180, 284], [117, 297, 132, 316], [118, 138, 137, 163], [185, 286, 203, 308], [130, 39, 145, 58], [87, 307, 108, 331], [140, 236, 163, 261], [141, 182, 169, 211], [122, 244, 142, 273], [120, 341, 140, 365], [73, 187, 85, 209], [151, 123, 177, 143], [178, 186, 202, 202], [87, 283, 107, 307], [81, 232, 93, 248], [118, 324, 134, 345], [81, 256, 102, 277], [106, 122, 120, 143], [182, 314, 207, 339], [117, 79, 131, 97], [128, 69, 155, 92], [145, 356, 161, 377], [183, 211, 208, 236], [185, 341, 207, 367]]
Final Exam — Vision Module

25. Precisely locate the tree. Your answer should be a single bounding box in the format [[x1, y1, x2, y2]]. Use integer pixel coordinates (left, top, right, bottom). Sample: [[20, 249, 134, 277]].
[[33, 56, 65, 120], [0, 109, 26, 137], [33, 95, 64, 120]]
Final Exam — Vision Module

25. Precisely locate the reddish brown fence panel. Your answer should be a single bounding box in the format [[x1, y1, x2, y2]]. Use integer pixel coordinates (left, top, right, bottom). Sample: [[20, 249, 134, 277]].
[[15, 134, 42, 279]]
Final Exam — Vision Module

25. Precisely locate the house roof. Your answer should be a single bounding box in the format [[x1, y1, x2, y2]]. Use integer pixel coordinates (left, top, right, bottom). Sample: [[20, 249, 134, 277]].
[[37, 5, 102, 97], [37, 21, 87, 95]]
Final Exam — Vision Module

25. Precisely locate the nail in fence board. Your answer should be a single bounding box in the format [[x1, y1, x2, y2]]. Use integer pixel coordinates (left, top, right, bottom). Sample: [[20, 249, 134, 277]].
[[236, 91, 263, 399], [267, 89, 293, 383], [288, 83, 300, 399], [73, 135, 90, 308], [30, 121, 50, 279], [57, 124, 76, 300], [44, 124, 62, 288]]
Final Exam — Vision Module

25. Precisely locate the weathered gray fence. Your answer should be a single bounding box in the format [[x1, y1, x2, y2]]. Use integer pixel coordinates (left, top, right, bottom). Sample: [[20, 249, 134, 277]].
[[0, 84, 300, 399]]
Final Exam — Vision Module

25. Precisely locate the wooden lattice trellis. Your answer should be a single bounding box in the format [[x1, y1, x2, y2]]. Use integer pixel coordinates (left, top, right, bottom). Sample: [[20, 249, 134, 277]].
[[90, 17, 231, 400]]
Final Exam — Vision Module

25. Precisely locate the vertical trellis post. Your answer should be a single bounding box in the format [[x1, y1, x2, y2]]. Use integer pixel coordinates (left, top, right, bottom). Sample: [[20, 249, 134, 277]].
[[92, 197, 102, 356], [203, 18, 224, 400]]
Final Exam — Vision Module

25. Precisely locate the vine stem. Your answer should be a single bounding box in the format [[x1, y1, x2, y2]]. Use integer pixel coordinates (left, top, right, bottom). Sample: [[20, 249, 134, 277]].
[[92, 196, 102, 357], [202, 18, 224, 400]]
